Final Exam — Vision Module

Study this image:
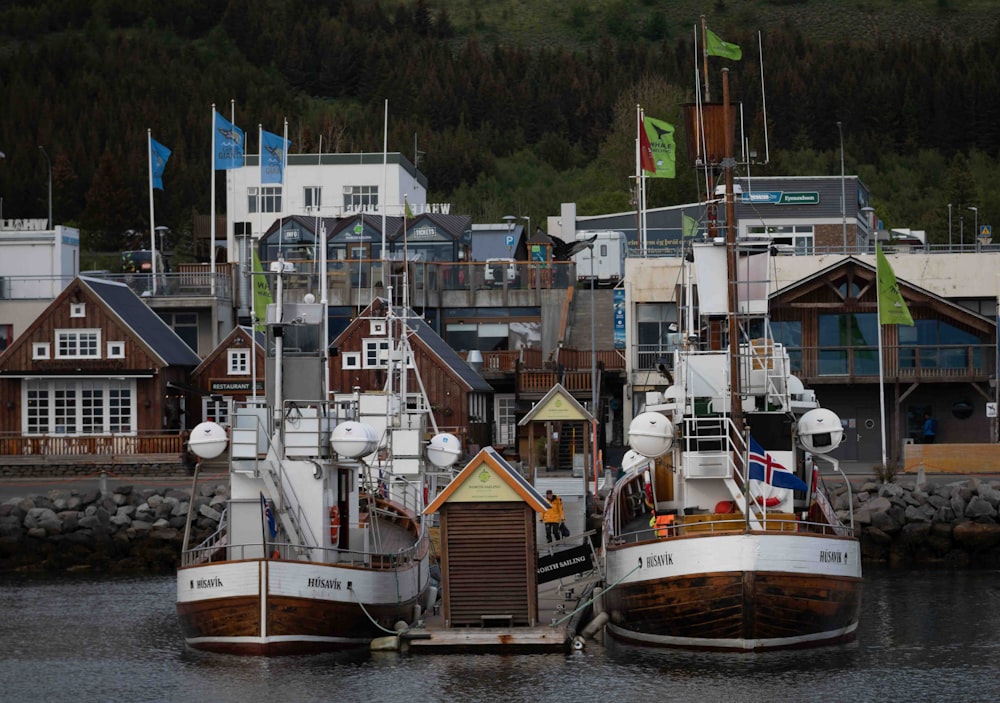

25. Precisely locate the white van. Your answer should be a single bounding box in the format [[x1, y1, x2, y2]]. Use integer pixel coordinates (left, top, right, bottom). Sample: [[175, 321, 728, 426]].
[[484, 258, 518, 286], [572, 230, 627, 285]]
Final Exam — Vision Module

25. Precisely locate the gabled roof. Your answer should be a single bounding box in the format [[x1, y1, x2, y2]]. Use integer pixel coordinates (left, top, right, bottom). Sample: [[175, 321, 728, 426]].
[[771, 257, 995, 333], [518, 383, 594, 425], [405, 315, 493, 392], [191, 325, 265, 377], [81, 277, 202, 366], [335, 298, 492, 393], [424, 446, 548, 514]]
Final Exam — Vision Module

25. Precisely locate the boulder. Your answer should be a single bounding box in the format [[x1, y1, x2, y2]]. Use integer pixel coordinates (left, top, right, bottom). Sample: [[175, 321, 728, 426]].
[[965, 496, 998, 520], [952, 521, 1000, 552]]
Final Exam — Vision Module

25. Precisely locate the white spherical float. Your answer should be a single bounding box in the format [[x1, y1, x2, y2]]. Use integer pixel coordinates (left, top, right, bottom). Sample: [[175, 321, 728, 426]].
[[427, 433, 462, 468], [187, 421, 229, 460], [628, 411, 675, 459], [330, 421, 380, 459], [796, 407, 844, 454]]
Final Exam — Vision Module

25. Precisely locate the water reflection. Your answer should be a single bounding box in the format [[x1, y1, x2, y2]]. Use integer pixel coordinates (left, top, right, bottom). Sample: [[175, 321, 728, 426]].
[[2, 569, 1000, 703]]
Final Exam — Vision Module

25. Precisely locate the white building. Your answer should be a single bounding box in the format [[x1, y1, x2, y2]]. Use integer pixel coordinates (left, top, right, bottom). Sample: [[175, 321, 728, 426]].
[[222, 152, 433, 262]]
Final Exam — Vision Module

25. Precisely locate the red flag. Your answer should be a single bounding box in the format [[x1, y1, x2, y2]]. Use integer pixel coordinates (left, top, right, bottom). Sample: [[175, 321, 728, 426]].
[[640, 120, 656, 174]]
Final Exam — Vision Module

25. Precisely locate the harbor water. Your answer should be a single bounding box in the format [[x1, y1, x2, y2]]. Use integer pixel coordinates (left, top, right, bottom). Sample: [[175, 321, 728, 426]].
[[2, 567, 999, 703]]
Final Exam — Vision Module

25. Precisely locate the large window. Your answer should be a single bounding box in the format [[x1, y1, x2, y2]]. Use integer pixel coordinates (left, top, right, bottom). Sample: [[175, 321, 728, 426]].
[[363, 339, 390, 368], [899, 320, 983, 370], [818, 313, 878, 375], [24, 379, 134, 435], [771, 320, 802, 371], [0, 324, 12, 352], [56, 329, 100, 358], [344, 185, 378, 211]]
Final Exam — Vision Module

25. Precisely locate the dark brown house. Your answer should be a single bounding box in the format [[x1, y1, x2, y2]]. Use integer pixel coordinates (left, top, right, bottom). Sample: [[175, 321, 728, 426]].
[[189, 325, 266, 427], [330, 298, 493, 448], [0, 276, 202, 455]]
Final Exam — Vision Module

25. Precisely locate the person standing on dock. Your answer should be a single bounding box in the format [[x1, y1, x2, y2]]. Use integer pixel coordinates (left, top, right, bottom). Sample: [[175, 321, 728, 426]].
[[923, 411, 938, 444], [542, 490, 565, 543]]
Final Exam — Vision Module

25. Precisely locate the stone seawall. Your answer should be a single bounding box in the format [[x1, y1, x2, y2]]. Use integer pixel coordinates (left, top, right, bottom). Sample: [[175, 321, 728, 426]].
[[0, 482, 226, 572], [0, 462, 191, 479], [829, 477, 1000, 567], [4, 476, 1000, 572]]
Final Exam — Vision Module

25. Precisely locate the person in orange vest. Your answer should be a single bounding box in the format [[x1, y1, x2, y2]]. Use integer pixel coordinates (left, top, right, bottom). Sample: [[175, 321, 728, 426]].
[[649, 510, 675, 538], [542, 490, 566, 543]]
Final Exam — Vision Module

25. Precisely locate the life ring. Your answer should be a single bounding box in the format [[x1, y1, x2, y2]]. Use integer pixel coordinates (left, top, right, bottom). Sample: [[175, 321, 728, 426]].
[[329, 506, 340, 543], [754, 495, 780, 507]]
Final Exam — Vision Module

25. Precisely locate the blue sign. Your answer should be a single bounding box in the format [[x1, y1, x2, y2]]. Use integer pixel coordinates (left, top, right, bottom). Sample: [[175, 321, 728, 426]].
[[613, 289, 625, 349], [505, 234, 515, 247]]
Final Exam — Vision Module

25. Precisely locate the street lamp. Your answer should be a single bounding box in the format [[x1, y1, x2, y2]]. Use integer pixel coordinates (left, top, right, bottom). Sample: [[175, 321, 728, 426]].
[[968, 206, 978, 249], [519, 215, 530, 237], [38, 146, 52, 229], [836, 122, 846, 253], [948, 203, 952, 249]]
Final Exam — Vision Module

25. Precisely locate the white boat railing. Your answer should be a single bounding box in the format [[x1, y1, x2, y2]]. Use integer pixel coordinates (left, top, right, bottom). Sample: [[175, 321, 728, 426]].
[[181, 535, 429, 569]]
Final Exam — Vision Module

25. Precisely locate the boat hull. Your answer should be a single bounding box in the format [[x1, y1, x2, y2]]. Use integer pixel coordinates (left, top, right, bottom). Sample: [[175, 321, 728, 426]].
[[602, 532, 861, 651], [177, 556, 429, 655]]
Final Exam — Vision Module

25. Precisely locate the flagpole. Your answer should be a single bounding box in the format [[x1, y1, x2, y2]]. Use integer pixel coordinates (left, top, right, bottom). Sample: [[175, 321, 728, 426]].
[[147, 129, 157, 296], [876, 245, 889, 469], [210, 104, 217, 300]]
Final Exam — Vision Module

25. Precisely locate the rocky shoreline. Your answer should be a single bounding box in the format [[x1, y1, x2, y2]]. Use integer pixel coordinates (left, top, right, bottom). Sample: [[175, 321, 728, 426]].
[[0, 482, 226, 573], [830, 476, 1000, 567], [3, 476, 1000, 572]]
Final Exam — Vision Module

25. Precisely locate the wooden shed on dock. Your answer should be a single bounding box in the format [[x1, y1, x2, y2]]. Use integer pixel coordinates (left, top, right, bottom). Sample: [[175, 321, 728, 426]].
[[425, 447, 549, 627]]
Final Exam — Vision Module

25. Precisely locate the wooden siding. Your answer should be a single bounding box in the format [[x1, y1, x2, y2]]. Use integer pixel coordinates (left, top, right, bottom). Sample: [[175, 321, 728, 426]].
[[440, 502, 538, 627]]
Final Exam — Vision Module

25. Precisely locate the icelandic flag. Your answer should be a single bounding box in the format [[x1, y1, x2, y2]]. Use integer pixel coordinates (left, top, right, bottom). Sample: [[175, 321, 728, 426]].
[[261, 129, 289, 184], [214, 111, 244, 170], [261, 492, 277, 537], [149, 136, 171, 190], [748, 436, 808, 491]]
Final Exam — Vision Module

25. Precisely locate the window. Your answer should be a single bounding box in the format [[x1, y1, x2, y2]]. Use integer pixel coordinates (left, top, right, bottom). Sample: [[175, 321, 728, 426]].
[[344, 185, 379, 211], [818, 313, 878, 375], [70, 303, 86, 318], [56, 329, 100, 358], [342, 352, 361, 369], [636, 303, 680, 370], [261, 186, 282, 213], [304, 186, 322, 210], [0, 324, 13, 352], [32, 342, 50, 360], [770, 320, 802, 371], [247, 186, 282, 213], [107, 341, 125, 359], [363, 339, 391, 368], [496, 395, 516, 446], [23, 379, 134, 435], [204, 396, 231, 427], [158, 311, 198, 353], [228, 348, 250, 375], [746, 225, 815, 254]]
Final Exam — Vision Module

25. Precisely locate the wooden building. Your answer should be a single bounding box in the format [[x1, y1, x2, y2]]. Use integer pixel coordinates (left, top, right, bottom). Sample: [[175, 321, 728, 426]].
[[330, 298, 493, 448], [189, 325, 266, 427], [0, 276, 202, 450], [424, 447, 548, 628]]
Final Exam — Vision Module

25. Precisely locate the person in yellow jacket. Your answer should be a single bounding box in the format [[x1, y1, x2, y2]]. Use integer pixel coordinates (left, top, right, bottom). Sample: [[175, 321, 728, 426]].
[[542, 489, 566, 543]]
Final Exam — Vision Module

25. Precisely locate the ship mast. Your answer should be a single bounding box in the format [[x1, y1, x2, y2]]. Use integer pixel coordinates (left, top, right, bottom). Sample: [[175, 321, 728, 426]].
[[722, 69, 742, 428]]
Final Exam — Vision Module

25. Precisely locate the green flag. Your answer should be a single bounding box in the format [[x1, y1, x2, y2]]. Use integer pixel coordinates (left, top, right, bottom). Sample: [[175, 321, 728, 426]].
[[682, 214, 699, 238], [642, 116, 675, 179], [876, 243, 913, 326], [252, 249, 274, 333], [706, 28, 742, 61]]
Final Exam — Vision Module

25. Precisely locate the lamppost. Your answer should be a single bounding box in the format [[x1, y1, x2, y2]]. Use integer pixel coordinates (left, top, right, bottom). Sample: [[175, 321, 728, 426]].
[[969, 206, 979, 249], [0, 150, 5, 221], [948, 203, 952, 249], [520, 215, 530, 237], [38, 146, 52, 229], [837, 122, 846, 253]]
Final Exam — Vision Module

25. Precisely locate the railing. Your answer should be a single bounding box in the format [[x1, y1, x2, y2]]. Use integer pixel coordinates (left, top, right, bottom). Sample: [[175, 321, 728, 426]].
[[0, 271, 233, 300], [788, 343, 994, 382], [0, 431, 184, 458], [182, 533, 429, 569]]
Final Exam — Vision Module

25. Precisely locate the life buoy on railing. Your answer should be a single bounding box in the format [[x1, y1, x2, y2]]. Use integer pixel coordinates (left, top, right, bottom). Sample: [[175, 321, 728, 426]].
[[329, 506, 340, 544], [754, 495, 781, 507]]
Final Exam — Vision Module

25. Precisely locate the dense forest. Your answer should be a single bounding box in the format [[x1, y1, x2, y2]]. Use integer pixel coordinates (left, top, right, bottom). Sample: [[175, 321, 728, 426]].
[[1, 0, 1000, 257]]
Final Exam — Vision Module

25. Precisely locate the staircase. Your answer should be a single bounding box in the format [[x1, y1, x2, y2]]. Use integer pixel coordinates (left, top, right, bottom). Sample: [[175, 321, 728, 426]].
[[567, 287, 617, 351]]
